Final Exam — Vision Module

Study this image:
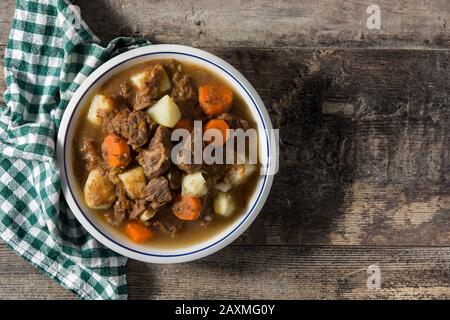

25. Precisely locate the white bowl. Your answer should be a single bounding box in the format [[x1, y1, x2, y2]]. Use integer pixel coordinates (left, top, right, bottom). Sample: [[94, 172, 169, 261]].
[[56, 44, 275, 263]]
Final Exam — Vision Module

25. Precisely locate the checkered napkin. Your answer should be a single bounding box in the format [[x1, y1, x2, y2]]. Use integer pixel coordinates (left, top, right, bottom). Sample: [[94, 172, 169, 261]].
[[0, 0, 149, 299]]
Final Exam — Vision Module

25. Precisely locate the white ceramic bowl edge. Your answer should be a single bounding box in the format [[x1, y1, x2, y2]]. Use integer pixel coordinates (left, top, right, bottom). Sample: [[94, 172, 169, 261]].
[[56, 44, 275, 263]]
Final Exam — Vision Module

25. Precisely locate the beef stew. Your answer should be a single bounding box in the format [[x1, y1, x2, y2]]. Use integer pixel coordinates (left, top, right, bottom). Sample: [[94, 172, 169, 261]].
[[72, 59, 260, 248]]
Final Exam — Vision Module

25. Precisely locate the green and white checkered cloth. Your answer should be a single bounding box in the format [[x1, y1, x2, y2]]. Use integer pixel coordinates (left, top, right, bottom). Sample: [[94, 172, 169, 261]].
[[0, 0, 149, 299]]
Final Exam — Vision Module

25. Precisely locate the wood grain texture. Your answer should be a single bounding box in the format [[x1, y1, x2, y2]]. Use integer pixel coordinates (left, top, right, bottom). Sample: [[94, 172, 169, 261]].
[[0, 244, 75, 299], [2, 0, 450, 48], [1, 0, 450, 300], [1, 47, 449, 246], [0, 45, 4, 105], [216, 48, 450, 247], [127, 245, 450, 299], [2, 242, 450, 300], [0, 2, 12, 46], [72, 0, 450, 49]]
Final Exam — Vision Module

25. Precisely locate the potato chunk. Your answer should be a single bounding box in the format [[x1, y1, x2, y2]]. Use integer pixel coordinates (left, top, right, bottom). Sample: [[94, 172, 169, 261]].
[[181, 172, 208, 197], [213, 192, 236, 217], [226, 164, 258, 186], [146, 95, 181, 128], [118, 167, 147, 199], [130, 65, 171, 94], [87, 94, 114, 125], [84, 169, 116, 209], [215, 180, 232, 192], [140, 208, 156, 222]]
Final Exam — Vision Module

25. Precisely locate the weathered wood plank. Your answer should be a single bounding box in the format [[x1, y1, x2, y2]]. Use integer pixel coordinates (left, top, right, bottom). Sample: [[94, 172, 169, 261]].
[[128, 245, 450, 299], [222, 48, 450, 246], [0, 45, 4, 105], [1, 48, 449, 246], [0, 244, 75, 299], [72, 0, 450, 48], [1, 0, 450, 48], [265, 49, 450, 246], [1, 0, 450, 301], [0, 2, 12, 46], [2, 242, 450, 299]]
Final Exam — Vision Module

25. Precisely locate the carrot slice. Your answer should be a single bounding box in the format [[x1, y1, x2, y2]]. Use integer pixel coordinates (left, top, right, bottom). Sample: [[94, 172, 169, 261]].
[[173, 118, 193, 132], [199, 85, 233, 116], [204, 119, 229, 146], [102, 134, 131, 168], [124, 221, 154, 243], [172, 196, 202, 221]]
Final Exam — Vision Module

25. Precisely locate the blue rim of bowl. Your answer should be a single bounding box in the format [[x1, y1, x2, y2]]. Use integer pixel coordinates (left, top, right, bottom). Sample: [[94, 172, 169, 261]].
[[64, 51, 270, 257]]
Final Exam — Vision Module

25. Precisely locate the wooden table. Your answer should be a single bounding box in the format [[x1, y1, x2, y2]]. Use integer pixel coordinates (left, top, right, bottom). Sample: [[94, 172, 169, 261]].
[[1, 0, 450, 299]]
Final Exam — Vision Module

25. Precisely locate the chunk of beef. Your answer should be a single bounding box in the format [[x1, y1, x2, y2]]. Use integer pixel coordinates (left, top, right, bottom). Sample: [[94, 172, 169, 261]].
[[199, 187, 217, 225], [145, 176, 172, 205], [175, 135, 201, 174], [154, 125, 172, 148], [166, 60, 199, 112], [218, 113, 250, 130], [134, 93, 155, 111], [132, 64, 170, 110], [119, 81, 132, 101], [97, 108, 115, 130], [110, 185, 132, 225], [127, 110, 155, 149], [102, 109, 130, 138], [79, 139, 110, 177], [102, 109, 156, 149], [202, 163, 228, 185], [80, 139, 101, 172], [171, 73, 198, 107], [151, 208, 184, 238], [139, 64, 167, 97], [129, 199, 148, 220], [115, 97, 132, 114], [166, 166, 182, 190], [137, 126, 172, 180], [235, 119, 250, 131], [166, 59, 181, 76]]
